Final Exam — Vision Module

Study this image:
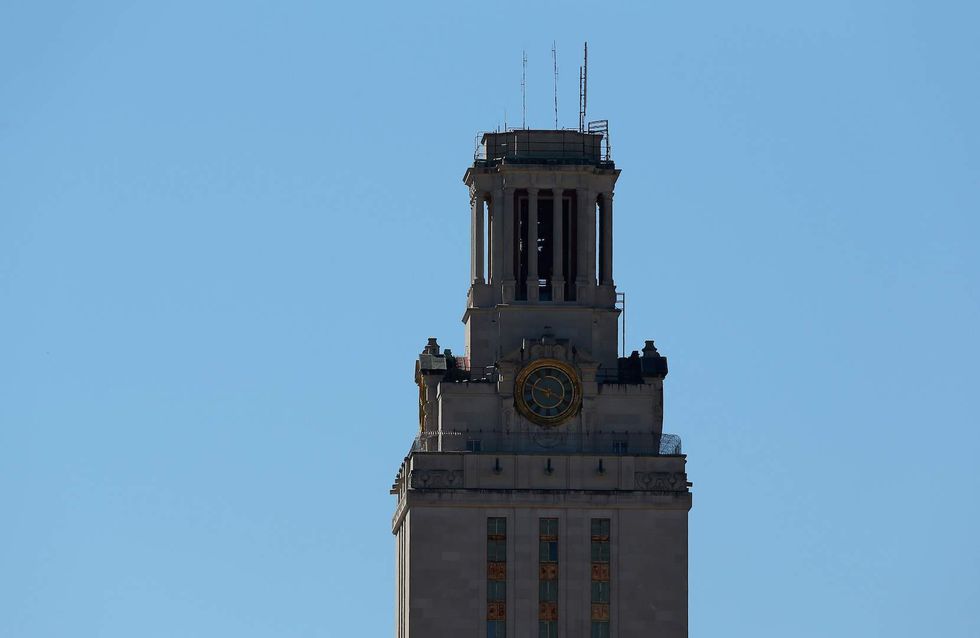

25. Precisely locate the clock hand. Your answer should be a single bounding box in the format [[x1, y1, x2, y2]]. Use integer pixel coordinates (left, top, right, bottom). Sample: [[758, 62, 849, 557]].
[[532, 382, 558, 399]]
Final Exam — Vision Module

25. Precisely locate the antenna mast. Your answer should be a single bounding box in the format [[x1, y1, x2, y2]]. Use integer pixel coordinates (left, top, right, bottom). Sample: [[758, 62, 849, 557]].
[[552, 42, 559, 129], [522, 50, 527, 129], [579, 42, 588, 132]]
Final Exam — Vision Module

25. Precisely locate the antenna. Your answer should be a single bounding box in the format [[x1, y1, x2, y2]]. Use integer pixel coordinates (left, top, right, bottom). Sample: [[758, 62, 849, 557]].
[[579, 42, 588, 133], [552, 42, 559, 129], [522, 50, 527, 130]]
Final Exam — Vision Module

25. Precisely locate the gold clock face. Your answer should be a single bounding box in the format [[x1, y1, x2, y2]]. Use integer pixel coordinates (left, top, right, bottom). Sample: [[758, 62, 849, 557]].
[[515, 359, 582, 427]]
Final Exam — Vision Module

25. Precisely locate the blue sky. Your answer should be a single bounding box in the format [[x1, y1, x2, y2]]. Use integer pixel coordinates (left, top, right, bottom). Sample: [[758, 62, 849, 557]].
[[1, 1, 978, 636]]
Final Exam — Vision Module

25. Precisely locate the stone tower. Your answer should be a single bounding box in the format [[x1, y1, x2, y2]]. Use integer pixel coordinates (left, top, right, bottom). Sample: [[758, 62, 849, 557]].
[[391, 128, 692, 638]]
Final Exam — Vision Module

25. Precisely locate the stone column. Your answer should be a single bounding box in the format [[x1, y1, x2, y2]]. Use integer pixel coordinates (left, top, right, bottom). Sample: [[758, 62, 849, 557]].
[[471, 191, 485, 284], [501, 186, 516, 303], [575, 188, 597, 303], [490, 187, 504, 287], [600, 191, 613, 285], [585, 190, 597, 286], [576, 189, 587, 286], [526, 188, 539, 302], [551, 189, 564, 302]]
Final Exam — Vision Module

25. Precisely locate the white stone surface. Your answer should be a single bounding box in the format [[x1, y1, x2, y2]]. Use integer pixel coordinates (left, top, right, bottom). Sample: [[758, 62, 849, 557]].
[[395, 130, 690, 638]]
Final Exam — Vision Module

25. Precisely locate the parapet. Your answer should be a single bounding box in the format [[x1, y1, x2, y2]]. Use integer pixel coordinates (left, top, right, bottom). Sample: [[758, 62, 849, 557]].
[[475, 129, 613, 167]]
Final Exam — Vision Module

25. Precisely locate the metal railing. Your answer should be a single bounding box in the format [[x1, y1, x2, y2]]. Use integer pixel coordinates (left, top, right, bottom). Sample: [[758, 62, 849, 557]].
[[411, 430, 682, 456], [595, 369, 645, 384], [443, 358, 498, 382], [473, 130, 613, 167], [441, 359, 662, 386], [587, 120, 612, 161]]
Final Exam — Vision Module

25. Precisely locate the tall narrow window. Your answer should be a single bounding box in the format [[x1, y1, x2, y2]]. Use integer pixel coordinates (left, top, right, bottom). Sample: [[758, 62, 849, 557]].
[[591, 518, 610, 638], [483, 197, 493, 283], [563, 196, 577, 301], [487, 517, 507, 638], [595, 198, 602, 285], [517, 194, 529, 301], [539, 518, 558, 638], [538, 198, 554, 301], [487, 199, 494, 283], [483, 197, 490, 283], [514, 190, 524, 300]]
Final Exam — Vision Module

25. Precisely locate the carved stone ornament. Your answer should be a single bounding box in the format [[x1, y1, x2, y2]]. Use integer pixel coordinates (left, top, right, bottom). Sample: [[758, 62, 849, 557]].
[[528, 341, 568, 362], [410, 469, 464, 489], [531, 428, 565, 448], [634, 471, 687, 492]]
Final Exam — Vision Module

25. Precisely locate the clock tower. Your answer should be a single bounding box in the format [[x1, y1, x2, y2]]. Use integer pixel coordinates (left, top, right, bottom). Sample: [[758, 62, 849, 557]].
[[391, 127, 692, 638]]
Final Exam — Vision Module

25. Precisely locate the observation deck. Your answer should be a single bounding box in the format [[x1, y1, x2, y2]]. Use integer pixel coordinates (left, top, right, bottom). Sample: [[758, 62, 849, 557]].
[[474, 128, 613, 168]]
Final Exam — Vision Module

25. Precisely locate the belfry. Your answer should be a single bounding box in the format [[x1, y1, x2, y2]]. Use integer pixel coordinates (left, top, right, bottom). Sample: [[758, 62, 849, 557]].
[[391, 125, 692, 638]]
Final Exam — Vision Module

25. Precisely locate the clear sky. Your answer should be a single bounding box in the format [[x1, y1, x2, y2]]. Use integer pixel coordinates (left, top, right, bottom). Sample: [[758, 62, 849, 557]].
[[2, 1, 978, 636]]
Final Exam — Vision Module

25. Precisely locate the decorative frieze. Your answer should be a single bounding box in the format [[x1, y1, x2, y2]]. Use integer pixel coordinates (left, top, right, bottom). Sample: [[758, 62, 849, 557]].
[[634, 471, 688, 492], [410, 469, 464, 489]]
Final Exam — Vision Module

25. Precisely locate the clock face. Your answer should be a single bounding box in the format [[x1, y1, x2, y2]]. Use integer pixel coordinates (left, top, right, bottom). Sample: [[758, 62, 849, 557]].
[[515, 359, 582, 427]]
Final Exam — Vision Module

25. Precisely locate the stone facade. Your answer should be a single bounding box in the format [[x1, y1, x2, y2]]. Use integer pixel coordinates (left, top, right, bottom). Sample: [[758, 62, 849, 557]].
[[392, 129, 692, 638]]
